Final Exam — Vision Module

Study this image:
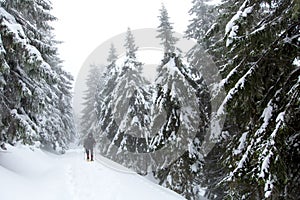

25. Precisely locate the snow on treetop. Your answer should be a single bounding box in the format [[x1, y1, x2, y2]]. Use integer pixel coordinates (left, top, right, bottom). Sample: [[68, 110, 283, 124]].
[[225, 1, 253, 47], [162, 57, 184, 78]]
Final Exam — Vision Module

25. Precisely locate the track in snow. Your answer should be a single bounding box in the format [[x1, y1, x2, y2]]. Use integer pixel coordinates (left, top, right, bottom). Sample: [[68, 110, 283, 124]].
[[0, 145, 185, 200], [62, 149, 185, 200]]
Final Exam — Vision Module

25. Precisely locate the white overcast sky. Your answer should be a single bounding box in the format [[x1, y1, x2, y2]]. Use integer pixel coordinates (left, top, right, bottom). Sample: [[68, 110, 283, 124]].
[[51, 0, 194, 80]]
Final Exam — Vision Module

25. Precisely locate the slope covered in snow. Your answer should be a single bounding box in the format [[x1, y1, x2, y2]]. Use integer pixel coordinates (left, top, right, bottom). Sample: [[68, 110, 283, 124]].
[[0, 144, 185, 200]]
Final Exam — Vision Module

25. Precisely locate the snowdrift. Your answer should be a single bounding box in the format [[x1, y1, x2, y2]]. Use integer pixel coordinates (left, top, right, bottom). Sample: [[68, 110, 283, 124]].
[[0, 144, 185, 200]]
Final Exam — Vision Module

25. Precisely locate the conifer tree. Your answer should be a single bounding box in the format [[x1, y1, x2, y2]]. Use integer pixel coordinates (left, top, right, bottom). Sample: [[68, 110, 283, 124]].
[[129, 4, 215, 197], [95, 44, 120, 155], [124, 27, 138, 59], [0, 0, 75, 151], [156, 4, 179, 54], [198, 0, 300, 199], [151, 53, 203, 199], [96, 31, 151, 172], [80, 64, 102, 140], [185, 0, 216, 47], [107, 43, 118, 64]]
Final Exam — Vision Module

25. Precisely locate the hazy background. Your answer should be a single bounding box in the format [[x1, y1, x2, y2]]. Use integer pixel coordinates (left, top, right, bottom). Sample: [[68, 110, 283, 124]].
[[51, 0, 192, 78], [50, 0, 195, 121]]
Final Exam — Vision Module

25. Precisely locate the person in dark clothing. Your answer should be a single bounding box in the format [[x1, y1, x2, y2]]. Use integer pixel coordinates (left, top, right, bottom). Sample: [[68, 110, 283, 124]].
[[83, 133, 96, 161]]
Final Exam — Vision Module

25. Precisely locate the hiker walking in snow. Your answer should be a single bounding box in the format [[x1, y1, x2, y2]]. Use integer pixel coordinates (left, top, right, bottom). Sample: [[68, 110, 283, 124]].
[[83, 133, 96, 161]]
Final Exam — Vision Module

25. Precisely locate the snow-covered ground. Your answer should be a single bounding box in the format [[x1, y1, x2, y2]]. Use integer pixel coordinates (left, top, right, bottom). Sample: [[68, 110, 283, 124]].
[[0, 144, 185, 200]]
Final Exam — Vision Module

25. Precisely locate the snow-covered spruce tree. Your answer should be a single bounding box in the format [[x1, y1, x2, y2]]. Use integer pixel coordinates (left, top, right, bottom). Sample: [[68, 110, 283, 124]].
[[107, 43, 118, 64], [200, 0, 300, 199], [95, 43, 120, 155], [184, 1, 229, 199], [185, 0, 218, 84], [0, 0, 75, 151], [124, 27, 139, 59], [151, 6, 210, 198], [156, 4, 179, 54], [185, 0, 216, 48], [80, 64, 103, 141], [151, 53, 204, 199], [46, 57, 75, 151], [96, 30, 152, 173]]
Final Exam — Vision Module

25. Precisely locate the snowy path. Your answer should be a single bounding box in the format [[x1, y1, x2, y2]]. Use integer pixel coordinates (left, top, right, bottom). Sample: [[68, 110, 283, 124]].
[[0, 145, 185, 200]]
